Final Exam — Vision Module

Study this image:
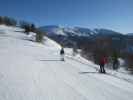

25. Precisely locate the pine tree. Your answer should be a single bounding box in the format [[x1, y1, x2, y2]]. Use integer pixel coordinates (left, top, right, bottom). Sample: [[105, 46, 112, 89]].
[[0, 16, 3, 24], [19, 21, 31, 34], [31, 24, 35, 32], [35, 30, 44, 43]]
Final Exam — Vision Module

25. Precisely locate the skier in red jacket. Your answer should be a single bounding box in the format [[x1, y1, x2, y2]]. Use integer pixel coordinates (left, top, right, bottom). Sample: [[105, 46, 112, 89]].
[[99, 56, 107, 73]]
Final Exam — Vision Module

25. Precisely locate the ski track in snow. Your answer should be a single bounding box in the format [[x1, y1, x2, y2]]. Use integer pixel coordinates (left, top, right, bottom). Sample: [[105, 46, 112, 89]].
[[0, 25, 133, 100]]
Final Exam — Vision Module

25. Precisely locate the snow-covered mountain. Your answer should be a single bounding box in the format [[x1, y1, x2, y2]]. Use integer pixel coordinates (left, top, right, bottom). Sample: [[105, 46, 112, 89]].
[[93, 28, 123, 37], [1, 25, 133, 100], [39, 25, 126, 48], [39, 25, 93, 37], [39, 25, 124, 37]]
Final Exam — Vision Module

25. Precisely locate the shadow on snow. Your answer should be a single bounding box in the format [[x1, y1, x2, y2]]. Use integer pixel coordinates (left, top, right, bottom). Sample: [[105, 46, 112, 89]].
[[40, 59, 62, 61], [79, 71, 98, 74]]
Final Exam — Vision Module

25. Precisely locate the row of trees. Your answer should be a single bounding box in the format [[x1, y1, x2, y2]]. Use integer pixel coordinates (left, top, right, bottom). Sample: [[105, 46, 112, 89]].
[[81, 37, 123, 70], [19, 21, 36, 33], [0, 16, 17, 26], [19, 21, 44, 42], [0, 16, 44, 43], [81, 36, 133, 73]]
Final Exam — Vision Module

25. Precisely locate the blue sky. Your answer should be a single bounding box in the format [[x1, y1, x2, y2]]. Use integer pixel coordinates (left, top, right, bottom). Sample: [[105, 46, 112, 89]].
[[0, 0, 133, 33]]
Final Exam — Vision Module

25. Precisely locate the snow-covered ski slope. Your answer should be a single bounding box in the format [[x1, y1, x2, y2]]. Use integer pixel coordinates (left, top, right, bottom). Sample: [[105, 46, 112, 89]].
[[0, 25, 133, 100]]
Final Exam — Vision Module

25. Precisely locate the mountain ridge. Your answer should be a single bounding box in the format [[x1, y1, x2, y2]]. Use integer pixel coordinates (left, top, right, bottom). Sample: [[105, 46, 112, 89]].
[[39, 25, 126, 37]]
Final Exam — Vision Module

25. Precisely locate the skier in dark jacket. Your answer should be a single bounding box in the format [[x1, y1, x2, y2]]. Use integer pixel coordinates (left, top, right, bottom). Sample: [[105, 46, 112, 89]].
[[99, 56, 107, 73], [60, 47, 65, 61], [113, 58, 119, 70], [112, 52, 119, 70]]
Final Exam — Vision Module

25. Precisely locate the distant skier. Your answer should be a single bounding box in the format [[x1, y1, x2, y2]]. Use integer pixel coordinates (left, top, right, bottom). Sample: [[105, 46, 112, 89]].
[[99, 56, 107, 73], [60, 47, 65, 61], [113, 58, 119, 70], [112, 52, 119, 70]]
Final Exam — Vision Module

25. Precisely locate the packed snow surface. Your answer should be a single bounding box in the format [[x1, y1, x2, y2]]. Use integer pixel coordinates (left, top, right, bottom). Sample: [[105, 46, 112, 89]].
[[0, 25, 133, 100]]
